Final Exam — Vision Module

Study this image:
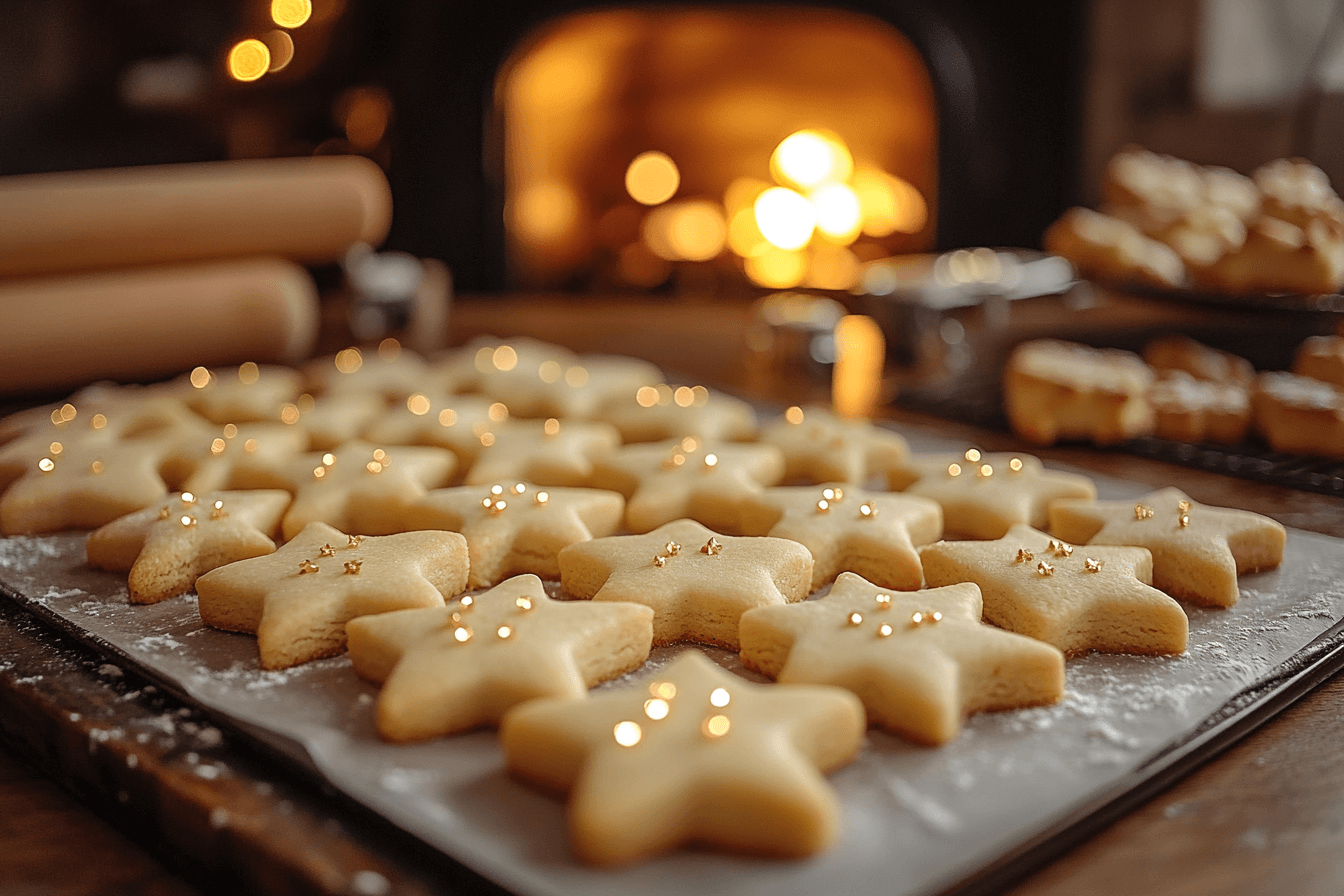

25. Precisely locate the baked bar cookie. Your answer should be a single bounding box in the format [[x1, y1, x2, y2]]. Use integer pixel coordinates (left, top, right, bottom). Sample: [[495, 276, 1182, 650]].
[[1004, 339, 1156, 446], [758, 405, 910, 484], [1, 440, 172, 535], [1048, 487, 1286, 608], [739, 484, 942, 592], [1294, 335, 1344, 389], [1147, 371, 1251, 444], [177, 362, 304, 425], [888, 450, 1096, 540], [1143, 334, 1254, 387], [87, 489, 290, 603], [346, 574, 654, 741], [499, 650, 865, 865], [739, 573, 1064, 745], [403, 481, 624, 588], [1251, 371, 1344, 458], [461, 418, 621, 487], [588, 438, 785, 534], [920, 525, 1188, 655], [596, 384, 758, 443], [558, 519, 812, 649], [196, 521, 467, 669]]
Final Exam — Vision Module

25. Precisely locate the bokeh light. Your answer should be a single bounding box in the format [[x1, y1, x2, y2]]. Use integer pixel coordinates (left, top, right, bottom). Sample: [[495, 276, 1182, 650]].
[[271, 0, 313, 28], [770, 129, 854, 191], [261, 30, 295, 72], [625, 152, 680, 205], [754, 187, 815, 251], [810, 183, 862, 243], [744, 246, 808, 288], [509, 181, 580, 246], [852, 168, 928, 237], [665, 201, 726, 261], [727, 207, 769, 258], [227, 39, 270, 82]]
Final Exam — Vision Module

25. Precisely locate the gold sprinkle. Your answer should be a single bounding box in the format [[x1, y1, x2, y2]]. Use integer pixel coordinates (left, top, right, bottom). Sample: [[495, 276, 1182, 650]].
[[702, 714, 731, 739], [49, 441, 63, 455], [313, 466, 326, 480], [1177, 500, 1191, 513], [816, 499, 831, 513], [785, 406, 805, 424], [1037, 560, 1054, 577], [701, 537, 722, 555], [965, 448, 982, 462], [644, 698, 670, 720], [911, 612, 925, 626], [243, 438, 259, 453], [614, 720, 642, 747], [859, 502, 878, 518], [90, 460, 105, 475], [1085, 558, 1104, 573], [1135, 504, 1154, 520], [948, 463, 962, 477], [319, 544, 337, 557], [910, 610, 943, 626], [211, 499, 226, 520], [1179, 513, 1190, 528], [1048, 539, 1073, 557], [299, 559, 319, 574], [181, 492, 197, 504], [664, 541, 681, 556], [158, 507, 171, 520], [222, 423, 239, 439], [496, 624, 513, 639], [534, 491, 549, 506], [490, 485, 505, 496], [932, 611, 943, 622], [543, 418, 560, 437], [1009, 457, 1024, 472], [674, 386, 695, 407], [650, 681, 677, 699], [180, 515, 196, 528], [481, 496, 495, 510], [822, 487, 843, 501], [489, 500, 507, 514], [978, 463, 993, 478], [846, 612, 864, 627], [90, 414, 107, 430], [211, 438, 227, 455], [347, 535, 363, 547], [703, 453, 719, 469], [322, 453, 336, 467], [709, 687, 732, 708], [344, 559, 363, 575], [460, 595, 474, 608], [1015, 548, 1034, 563], [453, 625, 473, 643], [875, 594, 892, 609], [877, 623, 894, 637], [37, 458, 55, 472], [653, 555, 667, 567], [510, 482, 527, 495], [515, 596, 534, 611]]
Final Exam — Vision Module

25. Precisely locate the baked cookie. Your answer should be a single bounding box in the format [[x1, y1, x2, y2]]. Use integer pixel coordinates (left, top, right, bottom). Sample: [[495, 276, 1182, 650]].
[[465, 337, 582, 403], [888, 449, 1096, 540], [588, 438, 785, 534], [595, 384, 758, 443], [558, 519, 812, 649], [0, 404, 124, 494], [1250, 371, 1344, 457], [346, 574, 654, 741], [159, 421, 307, 494], [739, 484, 942, 592], [739, 573, 1064, 745], [1, 440, 172, 535], [757, 405, 910, 484], [1147, 371, 1251, 444], [178, 362, 304, 425], [1143, 335, 1254, 387], [1202, 215, 1344, 296], [196, 521, 467, 669], [1043, 207, 1185, 289], [473, 352, 663, 421], [1294, 335, 1344, 389], [1004, 339, 1156, 447], [499, 650, 865, 865], [1254, 157, 1344, 234], [920, 525, 1188, 655], [361, 392, 500, 460], [1048, 487, 1286, 608], [281, 391, 386, 451], [461, 418, 621, 487], [235, 440, 457, 539], [304, 343, 432, 404], [403, 481, 624, 588], [87, 489, 291, 603]]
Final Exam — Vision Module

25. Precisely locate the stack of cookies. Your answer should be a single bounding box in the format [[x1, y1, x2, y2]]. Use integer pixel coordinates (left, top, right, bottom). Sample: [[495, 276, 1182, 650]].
[[0, 336, 1289, 866]]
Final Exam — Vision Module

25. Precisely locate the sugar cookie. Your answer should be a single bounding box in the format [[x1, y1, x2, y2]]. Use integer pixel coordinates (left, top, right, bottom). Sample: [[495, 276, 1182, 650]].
[[596, 384, 758, 443], [461, 418, 621, 487], [758, 405, 910, 484], [177, 362, 304, 425], [1, 440, 172, 535]]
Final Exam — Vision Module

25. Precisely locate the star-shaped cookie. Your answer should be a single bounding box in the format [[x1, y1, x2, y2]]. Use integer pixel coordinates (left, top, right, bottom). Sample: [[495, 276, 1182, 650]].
[[403, 481, 624, 588], [1049, 487, 1286, 607], [0, 441, 171, 535], [196, 521, 468, 669], [87, 489, 291, 603], [160, 422, 307, 494], [236, 440, 457, 539], [589, 438, 784, 534], [595, 384, 758, 443], [919, 525, 1188, 655], [361, 393, 499, 461], [304, 344, 432, 403], [888, 450, 1096, 539], [499, 650, 865, 865], [346, 574, 654, 741], [740, 484, 942, 591], [758, 406, 910, 484], [557, 519, 812, 648], [739, 573, 1064, 745], [461, 418, 621, 487], [178, 362, 304, 424]]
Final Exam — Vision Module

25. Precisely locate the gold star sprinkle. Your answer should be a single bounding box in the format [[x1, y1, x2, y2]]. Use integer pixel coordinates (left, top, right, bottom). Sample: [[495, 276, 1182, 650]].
[[1084, 558, 1104, 573], [515, 596, 534, 611], [701, 536, 722, 555], [179, 515, 196, 528], [821, 487, 843, 502], [978, 463, 993, 478], [846, 612, 864, 626], [875, 593, 892, 609], [1016, 548, 1035, 563], [1177, 500, 1191, 513], [299, 559, 319, 574], [877, 623, 894, 637], [319, 543, 337, 557], [859, 502, 879, 518], [816, 499, 830, 513], [1179, 513, 1190, 528], [158, 507, 171, 520], [453, 625, 472, 643], [948, 463, 962, 477], [496, 624, 513, 640], [1036, 560, 1054, 577], [1135, 504, 1154, 520], [703, 453, 719, 470], [348, 535, 363, 547], [343, 559, 362, 575], [664, 541, 681, 556], [653, 555, 667, 568], [1048, 539, 1073, 557], [211, 499, 227, 520], [90, 460, 105, 474], [535, 491, 550, 506]]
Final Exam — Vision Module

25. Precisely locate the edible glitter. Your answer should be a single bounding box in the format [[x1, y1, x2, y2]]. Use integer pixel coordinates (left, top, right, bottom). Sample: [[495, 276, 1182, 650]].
[[348, 535, 363, 547], [1048, 539, 1073, 557], [664, 541, 681, 556], [1015, 548, 1034, 563], [1178, 500, 1191, 513], [1179, 513, 1190, 528], [653, 555, 667, 567], [1037, 560, 1054, 577]]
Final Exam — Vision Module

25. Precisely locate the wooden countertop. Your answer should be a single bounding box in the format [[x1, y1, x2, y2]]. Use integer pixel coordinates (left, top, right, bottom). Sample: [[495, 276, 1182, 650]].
[[3, 292, 1343, 895]]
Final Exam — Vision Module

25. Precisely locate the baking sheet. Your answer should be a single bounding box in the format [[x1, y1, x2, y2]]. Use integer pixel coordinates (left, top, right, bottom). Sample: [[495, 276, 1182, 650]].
[[2, 440, 1343, 896]]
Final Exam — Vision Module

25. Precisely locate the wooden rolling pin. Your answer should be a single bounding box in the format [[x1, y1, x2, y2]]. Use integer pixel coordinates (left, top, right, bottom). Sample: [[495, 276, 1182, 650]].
[[0, 258, 318, 397], [0, 156, 392, 279]]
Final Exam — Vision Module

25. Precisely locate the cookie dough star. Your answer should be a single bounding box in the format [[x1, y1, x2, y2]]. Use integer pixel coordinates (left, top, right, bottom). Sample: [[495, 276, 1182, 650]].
[[1, 441, 171, 535], [1049, 487, 1286, 607], [499, 650, 865, 865], [589, 438, 784, 534], [888, 450, 1096, 539], [404, 481, 624, 588], [237, 440, 457, 539], [196, 521, 468, 669], [87, 489, 291, 603], [558, 519, 812, 649], [759, 405, 910, 484], [740, 484, 942, 591], [919, 524, 1188, 655], [461, 418, 621, 487], [346, 574, 654, 741], [740, 573, 1064, 745]]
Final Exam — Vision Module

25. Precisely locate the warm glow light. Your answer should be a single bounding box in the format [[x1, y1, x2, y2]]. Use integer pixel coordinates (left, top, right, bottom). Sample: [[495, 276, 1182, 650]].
[[227, 39, 270, 82], [271, 0, 313, 28], [770, 129, 853, 191], [492, 345, 518, 371], [665, 201, 726, 262], [641, 205, 678, 261], [853, 168, 928, 237], [509, 181, 580, 246], [744, 246, 807, 289], [811, 183, 862, 243], [754, 187, 815, 251], [727, 207, 769, 258], [625, 151, 680, 206], [335, 347, 363, 373], [805, 246, 862, 291], [261, 30, 295, 72], [613, 720, 643, 747], [238, 361, 260, 384], [407, 393, 431, 416], [724, 177, 771, 216], [343, 86, 392, 151], [832, 314, 885, 419]]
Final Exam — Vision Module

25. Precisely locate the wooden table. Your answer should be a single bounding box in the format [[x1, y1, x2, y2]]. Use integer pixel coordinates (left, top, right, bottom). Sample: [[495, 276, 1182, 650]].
[[3, 293, 1343, 895]]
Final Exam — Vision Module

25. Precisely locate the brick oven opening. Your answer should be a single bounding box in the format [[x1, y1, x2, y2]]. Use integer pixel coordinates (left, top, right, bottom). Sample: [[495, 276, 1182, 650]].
[[494, 7, 938, 293]]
